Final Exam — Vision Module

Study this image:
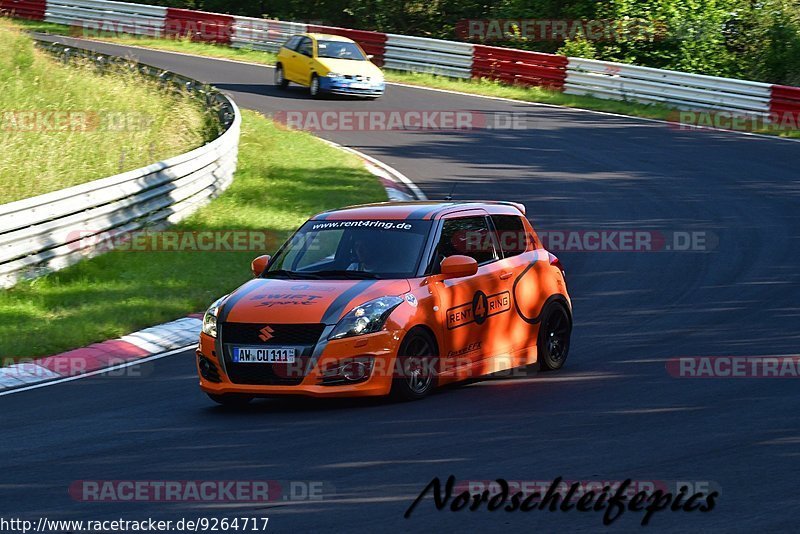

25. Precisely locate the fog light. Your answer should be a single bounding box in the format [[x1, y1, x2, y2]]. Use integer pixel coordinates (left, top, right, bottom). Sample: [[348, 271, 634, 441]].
[[342, 361, 369, 381], [320, 357, 374, 385]]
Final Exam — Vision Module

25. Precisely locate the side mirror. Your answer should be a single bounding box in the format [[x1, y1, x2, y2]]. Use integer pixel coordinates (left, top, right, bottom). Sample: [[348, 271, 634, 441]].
[[440, 255, 478, 279], [367, 54, 374, 60], [251, 255, 271, 277]]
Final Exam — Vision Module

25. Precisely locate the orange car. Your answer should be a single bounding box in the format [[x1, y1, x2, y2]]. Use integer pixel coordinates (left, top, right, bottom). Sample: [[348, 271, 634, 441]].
[[197, 201, 571, 405]]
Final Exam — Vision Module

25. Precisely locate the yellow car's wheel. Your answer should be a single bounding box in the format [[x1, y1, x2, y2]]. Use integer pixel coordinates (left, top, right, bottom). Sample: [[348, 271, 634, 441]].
[[275, 64, 288, 89], [310, 74, 322, 99]]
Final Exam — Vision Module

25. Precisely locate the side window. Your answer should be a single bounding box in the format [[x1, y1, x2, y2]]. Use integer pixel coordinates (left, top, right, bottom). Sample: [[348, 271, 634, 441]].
[[429, 216, 497, 273], [297, 37, 313, 57], [492, 215, 530, 257], [283, 35, 301, 51]]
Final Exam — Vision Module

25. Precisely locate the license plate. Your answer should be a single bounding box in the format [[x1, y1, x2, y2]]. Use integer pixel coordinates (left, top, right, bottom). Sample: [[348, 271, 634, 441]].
[[232, 346, 296, 363], [350, 83, 369, 89]]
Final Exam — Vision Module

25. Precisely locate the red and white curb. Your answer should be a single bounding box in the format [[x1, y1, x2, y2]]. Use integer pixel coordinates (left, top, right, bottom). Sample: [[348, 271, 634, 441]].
[[0, 315, 202, 392]]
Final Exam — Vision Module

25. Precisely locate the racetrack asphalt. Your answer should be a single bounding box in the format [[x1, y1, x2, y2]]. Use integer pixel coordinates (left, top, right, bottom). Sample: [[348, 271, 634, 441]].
[[2, 35, 799, 532]]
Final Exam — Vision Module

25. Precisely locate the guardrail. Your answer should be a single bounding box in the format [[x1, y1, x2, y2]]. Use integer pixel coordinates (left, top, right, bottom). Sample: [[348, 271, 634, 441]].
[[44, 0, 165, 37], [565, 58, 772, 116], [0, 39, 241, 289], [385, 34, 473, 79]]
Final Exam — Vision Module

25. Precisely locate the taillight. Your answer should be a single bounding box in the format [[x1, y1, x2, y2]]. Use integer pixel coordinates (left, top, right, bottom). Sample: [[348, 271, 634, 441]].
[[548, 252, 565, 276]]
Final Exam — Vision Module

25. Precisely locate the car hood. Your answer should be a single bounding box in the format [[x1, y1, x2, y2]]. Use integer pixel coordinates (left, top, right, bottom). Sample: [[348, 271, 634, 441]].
[[316, 58, 383, 78], [218, 278, 411, 325]]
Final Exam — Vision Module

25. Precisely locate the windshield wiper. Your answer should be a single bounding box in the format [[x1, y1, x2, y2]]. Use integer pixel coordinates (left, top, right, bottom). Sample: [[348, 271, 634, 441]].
[[262, 269, 302, 279], [310, 269, 380, 279]]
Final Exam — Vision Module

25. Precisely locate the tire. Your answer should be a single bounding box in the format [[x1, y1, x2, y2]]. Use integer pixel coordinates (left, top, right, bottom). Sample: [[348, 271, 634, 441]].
[[391, 329, 438, 401], [274, 64, 288, 89], [537, 301, 572, 371], [207, 393, 253, 407], [309, 74, 322, 99]]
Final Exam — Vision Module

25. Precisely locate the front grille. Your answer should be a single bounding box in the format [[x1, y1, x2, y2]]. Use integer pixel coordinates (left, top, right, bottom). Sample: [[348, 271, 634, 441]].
[[344, 74, 370, 81], [219, 323, 326, 385], [221, 322, 325, 345]]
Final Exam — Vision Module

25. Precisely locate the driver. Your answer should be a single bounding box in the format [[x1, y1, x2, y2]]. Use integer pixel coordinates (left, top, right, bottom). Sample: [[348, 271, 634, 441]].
[[347, 233, 379, 271]]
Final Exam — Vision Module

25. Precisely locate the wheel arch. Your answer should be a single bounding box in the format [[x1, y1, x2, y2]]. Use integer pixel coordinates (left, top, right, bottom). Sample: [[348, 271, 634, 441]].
[[401, 324, 440, 357]]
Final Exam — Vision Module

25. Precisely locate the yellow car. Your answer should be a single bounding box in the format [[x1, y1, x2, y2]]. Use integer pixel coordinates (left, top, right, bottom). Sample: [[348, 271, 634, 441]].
[[274, 33, 385, 99]]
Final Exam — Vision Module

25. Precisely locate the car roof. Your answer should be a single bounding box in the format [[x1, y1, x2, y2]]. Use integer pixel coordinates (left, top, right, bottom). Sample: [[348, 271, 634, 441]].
[[305, 33, 355, 43], [311, 201, 526, 221]]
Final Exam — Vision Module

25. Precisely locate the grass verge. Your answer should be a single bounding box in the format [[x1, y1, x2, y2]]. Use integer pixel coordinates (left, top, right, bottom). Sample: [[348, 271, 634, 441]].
[[0, 18, 209, 204], [0, 109, 386, 360]]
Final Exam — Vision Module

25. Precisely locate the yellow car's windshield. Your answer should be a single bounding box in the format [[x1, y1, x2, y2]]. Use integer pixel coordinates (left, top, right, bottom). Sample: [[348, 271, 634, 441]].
[[317, 40, 367, 61]]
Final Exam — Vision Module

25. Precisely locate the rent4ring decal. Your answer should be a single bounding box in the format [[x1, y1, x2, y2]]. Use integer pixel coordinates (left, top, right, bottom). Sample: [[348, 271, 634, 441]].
[[447, 290, 511, 329]]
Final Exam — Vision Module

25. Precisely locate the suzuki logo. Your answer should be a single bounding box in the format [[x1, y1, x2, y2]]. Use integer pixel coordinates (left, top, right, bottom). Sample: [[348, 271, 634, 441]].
[[258, 325, 275, 342]]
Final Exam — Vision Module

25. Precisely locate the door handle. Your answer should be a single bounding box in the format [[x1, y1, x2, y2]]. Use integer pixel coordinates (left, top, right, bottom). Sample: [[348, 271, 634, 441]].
[[499, 271, 513, 280]]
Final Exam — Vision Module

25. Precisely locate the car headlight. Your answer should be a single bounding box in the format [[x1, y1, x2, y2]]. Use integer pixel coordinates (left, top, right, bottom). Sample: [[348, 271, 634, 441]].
[[328, 296, 403, 340], [202, 295, 228, 338]]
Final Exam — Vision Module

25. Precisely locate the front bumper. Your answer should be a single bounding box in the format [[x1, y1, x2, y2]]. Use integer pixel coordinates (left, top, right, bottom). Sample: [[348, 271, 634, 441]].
[[197, 328, 403, 398], [319, 77, 385, 97]]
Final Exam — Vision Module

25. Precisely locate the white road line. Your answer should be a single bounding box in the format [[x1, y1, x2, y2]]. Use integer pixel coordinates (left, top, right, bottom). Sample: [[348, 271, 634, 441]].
[[0, 345, 194, 397]]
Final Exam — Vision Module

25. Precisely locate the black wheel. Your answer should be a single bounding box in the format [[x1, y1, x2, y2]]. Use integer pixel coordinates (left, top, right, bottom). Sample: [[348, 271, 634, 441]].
[[537, 301, 572, 371], [309, 74, 322, 99], [274, 64, 288, 89], [391, 329, 438, 401], [207, 393, 253, 407]]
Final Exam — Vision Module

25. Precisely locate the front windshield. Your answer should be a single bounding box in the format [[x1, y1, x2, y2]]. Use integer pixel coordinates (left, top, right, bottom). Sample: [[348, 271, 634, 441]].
[[317, 40, 367, 60], [266, 220, 431, 279]]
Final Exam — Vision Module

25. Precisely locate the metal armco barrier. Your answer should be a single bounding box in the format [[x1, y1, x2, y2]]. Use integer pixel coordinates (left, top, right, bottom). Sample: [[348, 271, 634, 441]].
[[0, 40, 241, 289], [44, 0, 165, 37], [385, 34, 473, 79], [473, 44, 568, 89], [565, 57, 772, 116]]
